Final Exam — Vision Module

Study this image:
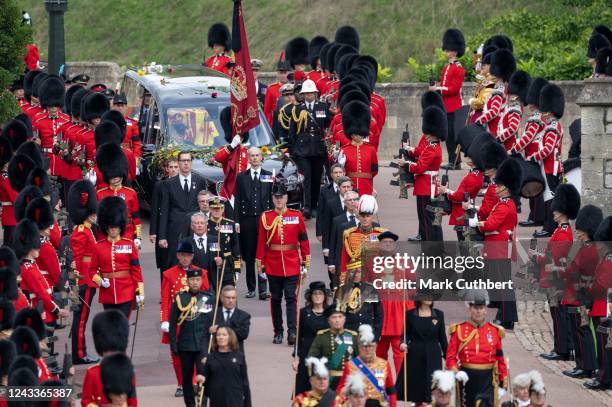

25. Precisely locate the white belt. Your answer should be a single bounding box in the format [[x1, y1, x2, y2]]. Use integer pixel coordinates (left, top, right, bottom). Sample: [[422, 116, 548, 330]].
[[40, 270, 49, 275], [424, 171, 439, 176], [1, 202, 13, 206], [484, 231, 500, 236], [42, 148, 53, 153]]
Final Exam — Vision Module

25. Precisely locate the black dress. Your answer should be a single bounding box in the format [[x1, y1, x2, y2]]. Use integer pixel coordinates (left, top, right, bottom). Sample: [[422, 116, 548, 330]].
[[294, 306, 328, 394], [202, 351, 251, 407], [395, 308, 448, 404]]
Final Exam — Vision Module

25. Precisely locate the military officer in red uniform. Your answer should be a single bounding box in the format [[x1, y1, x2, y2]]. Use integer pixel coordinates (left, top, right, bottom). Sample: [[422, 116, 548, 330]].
[[256, 183, 310, 345], [0, 136, 17, 246], [205, 23, 232, 75], [95, 143, 141, 247], [23, 70, 46, 120], [497, 71, 531, 152], [471, 141, 507, 222], [95, 116, 137, 184], [88, 196, 144, 318], [338, 101, 378, 196], [76, 92, 110, 180], [264, 59, 291, 125], [112, 92, 142, 160], [446, 290, 508, 407]]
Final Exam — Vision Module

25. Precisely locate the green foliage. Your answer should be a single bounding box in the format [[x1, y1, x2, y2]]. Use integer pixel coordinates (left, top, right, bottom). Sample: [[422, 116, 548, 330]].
[[377, 65, 392, 83], [0, 0, 31, 123]]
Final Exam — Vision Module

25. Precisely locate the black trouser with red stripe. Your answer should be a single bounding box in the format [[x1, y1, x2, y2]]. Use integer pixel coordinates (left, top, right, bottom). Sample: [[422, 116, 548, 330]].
[[268, 275, 298, 336], [416, 196, 443, 241], [568, 309, 597, 371], [71, 285, 96, 361], [550, 304, 572, 356], [103, 301, 133, 319]]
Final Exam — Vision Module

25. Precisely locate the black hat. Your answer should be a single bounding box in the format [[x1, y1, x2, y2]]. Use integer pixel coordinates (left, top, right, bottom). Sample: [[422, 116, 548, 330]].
[[24, 197, 54, 230], [342, 101, 371, 139], [14, 113, 33, 138], [90, 83, 107, 92], [11, 219, 41, 259], [272, 183, 287, 197], [508, 70, 531, 104], [102, 88, 116, 101], [92, 309, 129, 355], [338, 90, 370, 111], [186, 268, 202, 278], [539, 84, 565, 118], [8, 367, 38, 387], [10, 75, 24, 92], [0, 136, 13, 169], [308, 36, 329, 69], [482, 140, 507, 170], [305, 281, 328, 303], [16, 141, 45, 170], [466, 132, 491, 170], [575, 205, 603, 239], [593, 25, 612, 44], [0, 247, 20, 276], [335, 25, 360, 51], [177, 239, 195, 254], [96, 143, 128, 184], [466, 289, 489, 306], [484, 34, 514, 53], [420, 91, 445, 111], [595, 47, 612, 75], [324, 303, 345, 318], [495, 158, 523, 196], [25, 167, 51, 196], [334, 45, 358, 76], [0, 301, 15, 330], [0, 248, 19, 301], [71, 74, 90, 85], [39, 77, 65, 108], [2, 120, 28, 150], [551, 184, 580, 220], [285, 37, 310, 68], [112, 92, 128, 105], [31, 72, 49, 99], [457, 124, 486, 153], [336, 53, 359, 80], [101, 110, 127, 137], [71, 88, 91, 119], [64, 85, 82, 116], [276, 59, 292, 72], [207, 22, 231, 51], [0, 339, 16, 378], [8, 154, 36, 192], [490, 49, 516, 82], [220, 105, 233, 143], [8, 354, 37, 378], [510, 154, 545, 198], [354, 55, 378, 76], [442, 28, 466, 57], [588, 33, 612, 59], [24, 70, 43, 102], [101, 353, 135, 400], [94, 120, 123, 148], [326, 43, 344, 74], [67, 180, 97, 225], [83, 92, 110, 123], [318, 42, 333, 71], [525, 78, 549, 107], [594, 216, 612, 242], [13, 307, 45, 341], [378, 231, 399, 241], [14, 186, 43, 222], [339, 77, 371, 98], [10, 326, 41, 358], [97, 196, 127, 236], [422, 106, 447, 141], [349, 65, 376, 90]]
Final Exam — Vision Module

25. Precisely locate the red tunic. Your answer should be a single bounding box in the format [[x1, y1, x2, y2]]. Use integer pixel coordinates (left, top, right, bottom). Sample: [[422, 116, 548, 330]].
[[205, 53, 232, 75], [36, 238, 61, 288], [20, 259, 59, 323], [123, 117, 142, 157], [264, 82, 282, 125], [305, 70, 324, 84], [371, 92, 387, 131], [57, 121, 84, 181], [408, 141, 442, 197], [94, 147, 137, 188], [335, 357, 397, 407], [560, 241, 595, 306], [514, 112, 545, 157], [36, 357, 57, 382], [32, 111, 70, 175], [586, 253, 612, 314], [256, 209, 310, 278], [447, 169, 484, 226], [479, 197, 517, 260], [13, 288, 30, 312], [536, 223, 572, 289], [70, 222, 97, 288], [440, 61, 465, 113], [213, 144, 248, 199], [49, 220, 61, 250], [0, 171, 18, 228], [477, 181, 497, 221], [24, 104, 43, 122], [475, 83, 506, 138], [76, 128, 97, 171], [529, 118, 563, 176], [340, 142, 378, 196], [24, 44, 40, 71], [81, 363, 138, 407], [496, 101, 523, 152], [89, 237, 143, 305], [315, 75, 331, 95], [96, 186, 140, 240]]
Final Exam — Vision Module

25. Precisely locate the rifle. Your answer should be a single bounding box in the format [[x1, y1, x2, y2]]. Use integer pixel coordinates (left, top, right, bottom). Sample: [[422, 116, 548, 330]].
[[389, 124, 414, 198]]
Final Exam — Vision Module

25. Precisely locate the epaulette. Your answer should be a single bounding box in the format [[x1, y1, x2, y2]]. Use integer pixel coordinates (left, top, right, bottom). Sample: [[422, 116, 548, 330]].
[[77, 225, 84, 232], [316, 328, 330, 335], [344, 329, 358, 336], [124, 186, 136, 193], [448, 322, 459, 335], [222, 217, 235, 223], [489, 322, 505, 338], [343, 226, 358, 237]]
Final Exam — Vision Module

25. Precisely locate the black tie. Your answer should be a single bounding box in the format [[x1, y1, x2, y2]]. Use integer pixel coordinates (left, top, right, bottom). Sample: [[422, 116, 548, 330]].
[[225, 310, 231, 321], [183, 178, 189, 195], [198, 237, 204, 249], [349, 215, 355, 223], [253, 171, 258, 181]]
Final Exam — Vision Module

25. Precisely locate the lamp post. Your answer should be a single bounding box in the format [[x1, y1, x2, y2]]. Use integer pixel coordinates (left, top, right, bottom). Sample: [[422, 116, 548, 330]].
[[44, 0, 68, 75]]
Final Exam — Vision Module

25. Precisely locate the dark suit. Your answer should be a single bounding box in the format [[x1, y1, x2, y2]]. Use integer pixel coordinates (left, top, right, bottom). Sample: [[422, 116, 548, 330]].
[[158, 173, 208, 266], [329, 213, 358, 286], [188, 234, 217, 289], [321, 194, 344, 250], [315, 183, 338, 239], [150, 177, 168, 274], [256, 81, 267, 107], [234, 168, 272, 295], [215, 306, 251, 354]]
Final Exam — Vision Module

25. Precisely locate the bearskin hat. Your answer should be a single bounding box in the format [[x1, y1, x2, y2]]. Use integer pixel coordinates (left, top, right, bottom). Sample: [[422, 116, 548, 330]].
[[0, 339, 16, 378], [308, 36, 329, 69], [8, 367, 38, 387], [285, 37, 309, 68], [575, 205, 603, 240], [101, 353, 135, 400], [338, 90, 370, 112], [0, 247, 20, 301], [31, 72, 50, 99], [63, 85, 82, 116], [340, 76, 372, 95], [594, 216, 612, 242], [220, 105, 233, 143], [39, 77, 65, 109], [595, 47, 612, 75], [8, 154, 36, 192], [484, 34, 513, 53], [334, 45, 358, 74], [419, 91, 444, 111], [24, 197, 54, 231], [67, 180, 97, 225], [83, 92, 110, 123], [318, 42, 333, 71], [71, 88, 91, 119], [101, 110, 127, 137], [0, 301, 15, 331], [92, 309, 129, 355], [14, 113, 32, 139], [24, 70, 43, 102], [482, 140, 508, 170], [96, 143, 128, 184], [588, 33, 611, 59], [14, 186, 43, 223], [2, 120, 28, 151], [422, 106, 447, 141], [539, 84, 565, 118], [342, 101, 371, 139], [457, 125, 487, 154], [8, 355, 37, 380], [0, 247, 20, 276], [335, 25, 360, 51], [16, 141, 45, 171], [11, 219, 41, 259], [97, 196, 127, 236], [0, 136, 13, 169], [94, 120, 123, 149], [10, 326, 40, 358], [326, 43, 344, 74], [442, 28, 466, 57], [10, 75, 24, 92], [551, 184, 580, 219], [14, 307, 45, 341], [594, 25, 612, 42], [490, 49, 516, 82], [336, 53, 359, 79], [207, 23, 231, 51], [466, 132, 492, 170], [482, 45, 498, 65], [525, 78, 549, 107], [508, 70, 532, 104], [354, 55, 378, 78], [25, 169, 51, 199], [495, 158, 523, 196], [349, 65, 375, 90]]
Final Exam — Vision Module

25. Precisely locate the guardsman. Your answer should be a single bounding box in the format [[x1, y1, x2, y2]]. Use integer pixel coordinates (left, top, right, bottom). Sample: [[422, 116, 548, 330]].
[[205, 23, 232, 75], [23, 70, 46, 119], [308, 304, 358, 390], [112, 92, 142, 161], [497, 70, 531, 152], [339, 195, 385, 287], [337, 101, 378, 196], [526, 84, 565, 238], [207, 196, 241, 290], [99, 353, 137, 407], [264, 58, 291, 125], [67, 180, 100, 365], [256, 183, 310, 345], [405, 106, 445, 242], [32, 77, 70, 176], [160, 239, 209, 398], [97, 113, 137, 183], [250, 59, 267, 107], [470, 141, 507, 222], [95, 143, 141, 247], [88, 197, 144, 318], [0, 136, 18, 246], [306, 36, 330, 84], [336, 324, 397, 407], [474, 50, 516, 138], [10, 325, 56, 382], [76, 92, 110, 180], [293, 356, 345, 406], [446, 290, 508, 407]]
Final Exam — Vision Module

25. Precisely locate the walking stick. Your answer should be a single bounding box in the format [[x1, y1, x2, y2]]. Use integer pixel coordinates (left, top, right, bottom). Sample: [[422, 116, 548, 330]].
[[290, 269, 306, 400], [129, 306, 140, 360], [507, 357, 513, 404]]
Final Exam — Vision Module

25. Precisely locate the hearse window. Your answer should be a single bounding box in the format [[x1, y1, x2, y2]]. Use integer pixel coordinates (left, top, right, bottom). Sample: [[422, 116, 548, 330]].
[[144, 102, 161, 146], [120, 75, 143, 120]]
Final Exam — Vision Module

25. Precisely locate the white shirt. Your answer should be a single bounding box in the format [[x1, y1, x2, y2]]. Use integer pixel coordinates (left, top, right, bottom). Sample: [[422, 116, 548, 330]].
[[193, 233, 207, 251], [306, 102, 314, 111], [346, 212, 357, 225], [179, 174, 192, 191]]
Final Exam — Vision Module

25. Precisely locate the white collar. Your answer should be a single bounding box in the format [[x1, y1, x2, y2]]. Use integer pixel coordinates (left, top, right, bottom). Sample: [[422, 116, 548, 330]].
[[180, 173, 191, 182], [194, 233, 206, 241]]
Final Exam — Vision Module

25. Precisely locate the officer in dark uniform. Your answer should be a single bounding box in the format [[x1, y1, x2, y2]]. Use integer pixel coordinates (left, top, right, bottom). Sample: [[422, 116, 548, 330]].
[[207, 196, 241, 291], [251, 59, 267, 107]]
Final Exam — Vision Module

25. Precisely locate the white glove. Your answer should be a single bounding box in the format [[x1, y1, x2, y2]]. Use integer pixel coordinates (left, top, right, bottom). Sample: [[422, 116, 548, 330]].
[[136, 295, 145, 307], [84, 169, 96, 185], [100, 278, 111, 288], [230, 135, 241, 148], [455, 371, 469, 383], [322, 248, 330, 256], [160, 321, 169, 332], [136, 166, 141, 176], [498, 388, 506, 399], [260, 272, 267, 281], [468, 216, 479, 228], [134, 238, 142, 249], [337, 151, 346, 166]]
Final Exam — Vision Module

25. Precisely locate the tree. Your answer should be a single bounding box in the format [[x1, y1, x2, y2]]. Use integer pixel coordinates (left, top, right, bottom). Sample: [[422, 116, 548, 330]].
[[0, 0, 32, 124]]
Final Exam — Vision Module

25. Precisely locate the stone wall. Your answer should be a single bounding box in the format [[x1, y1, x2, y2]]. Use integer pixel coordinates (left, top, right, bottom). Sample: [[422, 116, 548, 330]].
[[64, 61, 123, 89]]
